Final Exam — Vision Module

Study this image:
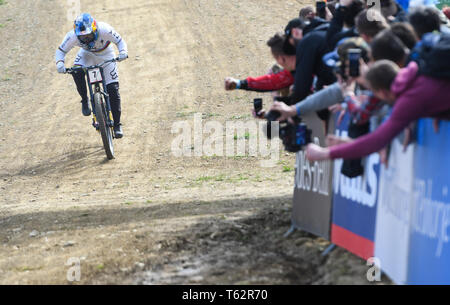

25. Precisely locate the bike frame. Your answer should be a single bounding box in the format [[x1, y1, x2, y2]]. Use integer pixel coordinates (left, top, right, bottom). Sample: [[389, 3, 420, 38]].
[[68, 59, 117, 131], [85, 64, 114, 130]]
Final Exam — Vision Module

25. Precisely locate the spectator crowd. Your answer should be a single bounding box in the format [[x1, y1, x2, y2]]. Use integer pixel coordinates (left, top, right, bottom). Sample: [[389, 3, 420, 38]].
[[224, 0, 450, 178]]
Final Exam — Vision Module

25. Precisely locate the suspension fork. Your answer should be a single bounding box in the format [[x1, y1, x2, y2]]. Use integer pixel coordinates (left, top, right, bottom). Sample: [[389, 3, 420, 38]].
[[85, 71, 99, 130]]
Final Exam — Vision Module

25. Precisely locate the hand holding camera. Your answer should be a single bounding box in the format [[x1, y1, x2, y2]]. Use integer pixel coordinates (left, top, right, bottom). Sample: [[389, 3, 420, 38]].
[[254, 98, 312, 153], [269, 101, 297, 122]]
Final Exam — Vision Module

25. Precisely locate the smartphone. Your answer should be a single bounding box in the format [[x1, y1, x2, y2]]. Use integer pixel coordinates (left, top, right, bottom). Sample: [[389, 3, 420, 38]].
[[254, 98, 263, 115], [316, 1, 326, 19], [348, 49, 361, 78]]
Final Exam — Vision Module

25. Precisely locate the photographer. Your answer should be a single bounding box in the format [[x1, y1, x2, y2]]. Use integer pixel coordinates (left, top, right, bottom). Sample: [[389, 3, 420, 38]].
[[280, 17, 336, 124], [224, 33, 296, 94], [305, 59, 450, 162], [269, 37, 372, 121]]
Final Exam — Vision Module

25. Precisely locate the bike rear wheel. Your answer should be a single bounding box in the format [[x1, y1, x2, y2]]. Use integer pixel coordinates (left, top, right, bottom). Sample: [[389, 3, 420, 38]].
[[94, 92, 115, 160]]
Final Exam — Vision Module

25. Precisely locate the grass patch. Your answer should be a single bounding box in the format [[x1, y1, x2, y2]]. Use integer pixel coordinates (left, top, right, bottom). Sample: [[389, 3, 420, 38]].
[[96, 264, 105, 270], [202, 113, 221, 119], [233, 132, 251, 140], [283, 166, 294, 172], [192, 174, 249, 186], [16, 266, 42, 272], [195, 176, 214, 183], [175, 111, 194, 118]]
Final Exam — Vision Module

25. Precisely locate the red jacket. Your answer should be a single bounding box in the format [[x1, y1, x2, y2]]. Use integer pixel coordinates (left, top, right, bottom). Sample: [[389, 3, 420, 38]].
[[241, 70, 294, 92]]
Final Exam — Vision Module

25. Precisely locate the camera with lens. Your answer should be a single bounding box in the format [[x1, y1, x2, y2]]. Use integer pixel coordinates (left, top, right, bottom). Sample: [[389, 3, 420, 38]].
[[255, 98, 312, 153]]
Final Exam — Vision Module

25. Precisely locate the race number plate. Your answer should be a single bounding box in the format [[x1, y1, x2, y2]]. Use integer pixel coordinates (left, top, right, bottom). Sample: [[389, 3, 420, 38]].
[[88, 68, 103, 83]]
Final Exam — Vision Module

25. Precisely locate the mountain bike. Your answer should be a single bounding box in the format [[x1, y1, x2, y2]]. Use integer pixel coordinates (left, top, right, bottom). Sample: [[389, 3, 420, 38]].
[[66, 58, 119, 160]]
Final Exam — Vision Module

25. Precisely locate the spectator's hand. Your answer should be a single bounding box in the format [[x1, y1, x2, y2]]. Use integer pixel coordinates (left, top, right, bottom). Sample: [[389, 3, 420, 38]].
[[224, 77, 239, 90], [270, 101, 297, 121], [306, 144, 330, 161], [252, 108, 266, 119], [328, 104, 347, 126]]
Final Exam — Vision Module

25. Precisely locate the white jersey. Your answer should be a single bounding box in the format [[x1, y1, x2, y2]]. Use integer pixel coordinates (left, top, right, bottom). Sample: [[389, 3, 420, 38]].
[[55, 22, 128, 64]]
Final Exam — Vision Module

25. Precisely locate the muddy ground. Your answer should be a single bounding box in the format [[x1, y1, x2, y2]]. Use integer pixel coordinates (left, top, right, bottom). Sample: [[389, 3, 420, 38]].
[[0, 0, 390, 284]]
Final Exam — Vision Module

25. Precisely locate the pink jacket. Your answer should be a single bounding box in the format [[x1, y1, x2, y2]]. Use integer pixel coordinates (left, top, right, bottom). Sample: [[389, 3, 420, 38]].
[[330, 61, 450, 160]]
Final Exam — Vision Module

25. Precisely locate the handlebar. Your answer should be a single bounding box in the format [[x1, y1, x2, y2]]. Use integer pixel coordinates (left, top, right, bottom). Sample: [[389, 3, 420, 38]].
[[65, 57, 120, 74]]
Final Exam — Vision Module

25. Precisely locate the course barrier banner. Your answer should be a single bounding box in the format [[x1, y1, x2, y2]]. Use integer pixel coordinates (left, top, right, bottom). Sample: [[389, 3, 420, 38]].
[[407, 119, 450, 284], [374, 136, 415, 285], [331, 113, 380, 260], [292, 113, 334, 239]]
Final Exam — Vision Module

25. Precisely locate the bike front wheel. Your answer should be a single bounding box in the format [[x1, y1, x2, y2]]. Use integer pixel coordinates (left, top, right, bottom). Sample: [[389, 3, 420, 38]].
[[94, 92, 115, 160]]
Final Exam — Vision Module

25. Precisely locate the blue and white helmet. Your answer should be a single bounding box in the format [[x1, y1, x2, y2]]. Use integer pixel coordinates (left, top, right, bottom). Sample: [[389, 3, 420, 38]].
[[74, 13, 98, 49]]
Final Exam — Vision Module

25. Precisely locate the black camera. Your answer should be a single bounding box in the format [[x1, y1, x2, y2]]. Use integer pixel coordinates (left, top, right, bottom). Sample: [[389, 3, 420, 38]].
[[253, 98, 263, 117], [316, 1, 327, 19], [348, 48, 361, 78], [264, 110, 312, 153]]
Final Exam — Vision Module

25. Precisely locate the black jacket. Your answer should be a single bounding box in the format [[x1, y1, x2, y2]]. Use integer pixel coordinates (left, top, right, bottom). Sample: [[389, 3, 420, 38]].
[[288, 27, 336, 105]]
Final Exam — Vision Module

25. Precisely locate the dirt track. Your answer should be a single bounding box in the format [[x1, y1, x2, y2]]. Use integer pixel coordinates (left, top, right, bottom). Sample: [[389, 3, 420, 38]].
[[0, 0, 385, 284]]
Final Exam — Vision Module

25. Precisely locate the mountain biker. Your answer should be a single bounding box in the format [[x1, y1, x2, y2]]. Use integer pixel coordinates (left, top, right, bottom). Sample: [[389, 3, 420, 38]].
[[55, 13, 128, 138]]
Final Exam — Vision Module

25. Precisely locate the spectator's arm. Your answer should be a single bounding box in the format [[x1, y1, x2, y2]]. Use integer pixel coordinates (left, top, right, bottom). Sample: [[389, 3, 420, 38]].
[[329, 93, 422, 160], [325, 4, 348, 51], [242, 70, 295, 92], [295, 82, 344, 115]]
